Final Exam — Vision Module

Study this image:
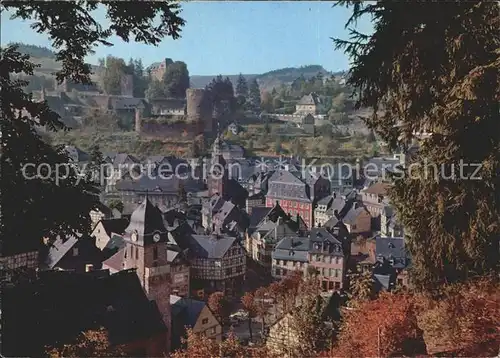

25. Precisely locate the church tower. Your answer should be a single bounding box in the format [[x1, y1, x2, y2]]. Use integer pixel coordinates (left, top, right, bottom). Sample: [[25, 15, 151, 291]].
[[122, 196, 171, 353], [208, 135, 228, 197]]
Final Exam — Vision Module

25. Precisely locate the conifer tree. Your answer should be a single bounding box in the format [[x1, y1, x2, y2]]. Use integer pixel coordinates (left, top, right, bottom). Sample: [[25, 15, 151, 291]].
[[334, 1, 500, 290]]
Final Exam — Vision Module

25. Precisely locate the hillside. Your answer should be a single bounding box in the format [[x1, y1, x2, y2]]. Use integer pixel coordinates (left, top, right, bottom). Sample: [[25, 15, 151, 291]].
[[13, 43, 340, 92], [190, 65, 337, 91]]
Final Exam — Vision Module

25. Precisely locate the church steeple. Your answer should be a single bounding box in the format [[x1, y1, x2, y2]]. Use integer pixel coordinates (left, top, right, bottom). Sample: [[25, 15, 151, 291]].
[[124, 196, 167, 246]]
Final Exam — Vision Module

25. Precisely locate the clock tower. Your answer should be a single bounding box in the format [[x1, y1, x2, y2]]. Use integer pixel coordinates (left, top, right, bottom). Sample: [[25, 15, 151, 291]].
[[208, 135, 228, 197], [123, 196, 171, 353]]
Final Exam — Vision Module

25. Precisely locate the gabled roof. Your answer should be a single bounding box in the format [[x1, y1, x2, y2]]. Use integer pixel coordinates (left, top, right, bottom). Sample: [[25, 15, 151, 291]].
[[272, 236, 310, 262], [297, 93, 320, 106], [362, 182, 390, 196], [342, 205, 369, 225], [40, 234, 81, 270], [170, 295, 207, 327], [267, 170, 311, 202], [375, 236, 407, 268], [113, 153, 139, 167], [189, 234, 237, 259], [96, 218, 129, 237]]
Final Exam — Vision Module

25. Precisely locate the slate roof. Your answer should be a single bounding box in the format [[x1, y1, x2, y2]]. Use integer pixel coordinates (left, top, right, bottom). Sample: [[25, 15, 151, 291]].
[[1, 269, 167, 357], [309, 228, 343, 256], [342, 205, 369, 225], [297, 93, 320, 106], [98, 218, 129, 237], [267, 170, 311, 202], [362, 182, 391, 196], [124, 197, 167, 244], [189, 234, 237, 259], [102, 247, 124, 272], [272, 236, 310, 262], [259, 219, 298, 244], [113, 153, 140, 167], [374, 274, 393, 292], [40, 233, 81, 270], [170, 295, 207, 327], [375, 236, 408, 269], [364, 157, 400, 178]]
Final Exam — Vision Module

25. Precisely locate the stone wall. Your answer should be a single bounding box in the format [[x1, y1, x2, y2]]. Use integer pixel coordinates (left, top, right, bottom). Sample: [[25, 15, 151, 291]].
[[138, 118, 205, 139]]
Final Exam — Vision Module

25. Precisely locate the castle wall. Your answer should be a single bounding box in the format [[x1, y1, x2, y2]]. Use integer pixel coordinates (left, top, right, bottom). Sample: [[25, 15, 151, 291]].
[[138, 119, 205, 140], [186, 88, 213, 134]]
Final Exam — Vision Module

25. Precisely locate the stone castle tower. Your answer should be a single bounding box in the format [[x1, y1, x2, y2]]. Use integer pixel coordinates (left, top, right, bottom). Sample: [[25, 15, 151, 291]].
[[120, 74, 134, 97], [122, 197, 171, 354], [186, 88, 213, 134]]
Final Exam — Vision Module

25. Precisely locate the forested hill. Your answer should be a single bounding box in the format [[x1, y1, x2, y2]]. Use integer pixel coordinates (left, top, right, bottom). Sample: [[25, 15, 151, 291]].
[[13, 43, 343, 91], [190, 65, 338, 90], [10, 43, 57, 58]]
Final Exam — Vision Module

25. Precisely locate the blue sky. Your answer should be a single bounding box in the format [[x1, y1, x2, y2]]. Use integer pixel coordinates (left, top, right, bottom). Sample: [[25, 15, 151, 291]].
[[1, 2, 372, 75]]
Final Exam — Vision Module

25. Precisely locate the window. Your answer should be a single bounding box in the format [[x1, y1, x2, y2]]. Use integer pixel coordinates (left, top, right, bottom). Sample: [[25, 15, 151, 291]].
[[153, 247, 158, 260], [334, 269, 339, 278], [335, 257, 340, 265], [202, 318, 209, 325], [226, 268, 231, 276], [211, 327, 216, 334], [73, 248, 78, 256], [135, 247, 139, 260], [130, 245, 133, 258], [315, 255, 321, 262], [275, 268, 281, 276]]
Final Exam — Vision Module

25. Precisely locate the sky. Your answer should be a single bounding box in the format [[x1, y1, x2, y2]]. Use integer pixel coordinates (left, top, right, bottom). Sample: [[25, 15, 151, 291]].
[[1, 2, 373, 76]]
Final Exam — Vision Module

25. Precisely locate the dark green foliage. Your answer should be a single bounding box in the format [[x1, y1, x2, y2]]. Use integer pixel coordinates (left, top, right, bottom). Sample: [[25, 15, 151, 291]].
[[11, 42, 56, 58], [334, 1, 500, 290], [248, 79, 261, 112], [205, 75, 235, 114], [235, 73, 248, 98], [101, 56, 129, 95], [1, 46, 101, 254], [162, 61, 190, 98], [2, 1, 184, 85], [107, 199, 124, 214], [145, 78, 165, 100], [1, 1, 185, 253]]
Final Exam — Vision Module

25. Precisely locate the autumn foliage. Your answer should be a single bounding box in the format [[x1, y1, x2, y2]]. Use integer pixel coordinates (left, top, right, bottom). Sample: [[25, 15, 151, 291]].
[[329, 277, 500, 357], [331, 292, 425, 358], [171, 329, 276, 358], [45, 327, 128, 357], [208, 291, 231, 327]]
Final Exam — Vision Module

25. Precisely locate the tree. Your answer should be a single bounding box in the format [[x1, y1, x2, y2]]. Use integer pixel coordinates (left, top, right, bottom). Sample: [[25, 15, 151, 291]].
[[347, 269, 375, 306], [254, 287, 269, 335], [247, 139, 254, 153], [291, 138, 305, 158], [260, 91, 273, 113], [319, 123, 333, 139], [241, 292, 257, 341], [101, 56, 129, 94], [145, 78, 164, 100], [332, 293, 426, 358], [293, 293, 333, 357], [248, 79, 261, 112], [107, 199, 124, 213], [172, 329, 274, 358], [272, 97, 283, 110], [163, 61, 189, 98], [417, 276, 500, 356], [334, 2, 500, 290], [235, 73, 248, 98], [189, 140, 201, 158], [87, 144, 104, 185], [367, 130, 376, 143], [206, 75, 235, 115], [208, 291, 231, 329], [1, 2, 184, 252], [273, 137, 282, 155], [45, 327, 128, 357]]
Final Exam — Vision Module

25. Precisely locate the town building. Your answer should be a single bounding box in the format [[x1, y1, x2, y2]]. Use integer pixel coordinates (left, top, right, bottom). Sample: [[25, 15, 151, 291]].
[[359, 182, 391, 229], [381, 205, 404, 237], [117, 197, 173, 354], [170, 295, 222, 350], [149, 58, 174, 81], [295, 93, 322, 115], [38, 233, 103, 273], [313, 192, 354, 228], [265, 170, 331, 229], [341, 203, 372, 238], [188, 233, 246, 297]]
